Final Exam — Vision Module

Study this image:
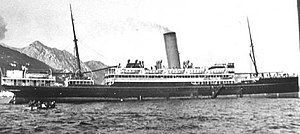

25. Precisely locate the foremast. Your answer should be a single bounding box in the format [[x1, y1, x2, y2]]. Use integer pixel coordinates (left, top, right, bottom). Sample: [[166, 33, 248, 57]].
[[247, 17, 258, 76], [70, 4, 82, 77]]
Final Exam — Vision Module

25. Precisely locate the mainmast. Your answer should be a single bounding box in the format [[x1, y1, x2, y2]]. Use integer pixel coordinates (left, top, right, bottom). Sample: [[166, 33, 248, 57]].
[[247, 17, 258, 76], [70, 4, 82, 76]]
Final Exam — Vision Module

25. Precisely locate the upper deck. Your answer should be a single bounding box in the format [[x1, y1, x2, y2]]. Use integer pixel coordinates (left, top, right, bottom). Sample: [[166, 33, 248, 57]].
[[1, 69, 56, 86], [103, 61, 297, 86], [1, 67, 95, 87], [103, 61, 237, 85]]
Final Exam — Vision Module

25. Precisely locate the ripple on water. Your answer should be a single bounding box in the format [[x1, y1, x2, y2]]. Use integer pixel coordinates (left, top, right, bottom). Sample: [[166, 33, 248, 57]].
[[0, 98, 300, 133]]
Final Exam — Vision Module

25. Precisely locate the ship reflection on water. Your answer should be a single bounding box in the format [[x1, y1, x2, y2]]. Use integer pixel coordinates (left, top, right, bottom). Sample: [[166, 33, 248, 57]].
[[0, 98, 300, 133]]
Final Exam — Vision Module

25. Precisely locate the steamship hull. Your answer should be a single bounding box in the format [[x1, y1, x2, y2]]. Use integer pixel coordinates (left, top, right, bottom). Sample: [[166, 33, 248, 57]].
[[3, 77, 298, 103]]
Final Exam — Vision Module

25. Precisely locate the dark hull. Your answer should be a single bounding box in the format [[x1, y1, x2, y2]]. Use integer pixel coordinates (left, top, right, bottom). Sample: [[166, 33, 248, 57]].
[[3, 77, 299, 103]]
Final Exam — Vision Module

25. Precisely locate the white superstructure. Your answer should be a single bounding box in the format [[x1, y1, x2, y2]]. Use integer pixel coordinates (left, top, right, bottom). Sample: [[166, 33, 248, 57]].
[[103, 62, 236, 86]]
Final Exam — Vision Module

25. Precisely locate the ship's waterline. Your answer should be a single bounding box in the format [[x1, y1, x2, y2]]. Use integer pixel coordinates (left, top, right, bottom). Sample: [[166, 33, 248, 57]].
[[0, 6, 298, 103]]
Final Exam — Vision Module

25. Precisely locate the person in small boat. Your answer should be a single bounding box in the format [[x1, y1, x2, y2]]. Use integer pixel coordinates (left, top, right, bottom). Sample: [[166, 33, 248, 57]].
[[37, 101, 41, 107], [28, 100, 36, 111], [49, 101, 56, 108], [28, 100, 56, 109], [28, 100, 35, 107], [41, 102, 47, 109]]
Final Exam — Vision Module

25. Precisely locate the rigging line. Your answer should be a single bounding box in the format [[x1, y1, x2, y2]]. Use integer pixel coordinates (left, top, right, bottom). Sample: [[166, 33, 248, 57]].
[[75, 39, 109, 65], [61, 41, 73, 52], [76, 40, 106, 59], [62, 45, 70, 52]]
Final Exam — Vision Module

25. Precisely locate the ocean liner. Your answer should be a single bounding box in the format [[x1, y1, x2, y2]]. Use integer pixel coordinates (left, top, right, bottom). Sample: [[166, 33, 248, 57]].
[[0, 6, 298, 103]]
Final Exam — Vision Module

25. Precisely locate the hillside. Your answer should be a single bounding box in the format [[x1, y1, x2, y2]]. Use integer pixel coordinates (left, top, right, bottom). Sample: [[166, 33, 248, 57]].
[[14, 41, 107, 84], [85, 60, 107, 83], [18, 41, 91, 72], [0, 43, 52, 73]]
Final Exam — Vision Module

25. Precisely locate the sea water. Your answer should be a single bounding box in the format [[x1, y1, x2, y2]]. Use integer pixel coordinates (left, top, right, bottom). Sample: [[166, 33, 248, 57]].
[[0, 98, 300, 134]]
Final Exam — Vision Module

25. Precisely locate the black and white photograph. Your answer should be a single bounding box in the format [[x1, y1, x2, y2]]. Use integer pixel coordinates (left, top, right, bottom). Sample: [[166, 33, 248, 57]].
[[0, 0, 299, 133]]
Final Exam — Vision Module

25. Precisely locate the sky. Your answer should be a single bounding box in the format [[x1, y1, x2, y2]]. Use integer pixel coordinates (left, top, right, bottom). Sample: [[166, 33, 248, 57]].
[[0, 0, 299, 74]]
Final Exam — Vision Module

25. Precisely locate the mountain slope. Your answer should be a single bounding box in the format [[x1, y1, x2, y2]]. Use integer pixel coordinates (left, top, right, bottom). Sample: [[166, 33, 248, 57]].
[[85, 60, 107, 83], [18, 41, 89, 72], [16, 41, 107, 84], [0, 43, 52, 72]]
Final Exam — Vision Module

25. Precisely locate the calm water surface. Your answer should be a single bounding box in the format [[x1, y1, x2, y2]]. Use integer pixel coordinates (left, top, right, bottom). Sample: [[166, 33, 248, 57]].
[[0, 98, 300, 133]]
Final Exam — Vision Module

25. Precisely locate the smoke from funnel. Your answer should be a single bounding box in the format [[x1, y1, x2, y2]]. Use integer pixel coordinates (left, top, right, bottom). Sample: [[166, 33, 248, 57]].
[[0, 15, 7, 40], [146, 22, 171, 33], [139, 21, 171, 33], [125, 18, 172, 33]]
